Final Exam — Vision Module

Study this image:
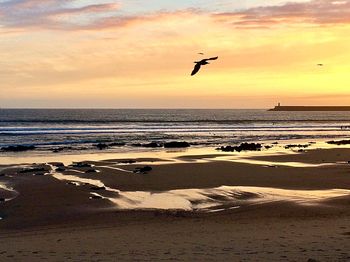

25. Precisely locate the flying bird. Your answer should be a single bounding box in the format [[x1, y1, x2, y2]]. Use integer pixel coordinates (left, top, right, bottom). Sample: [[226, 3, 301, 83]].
[[191, 56, 218, 76]]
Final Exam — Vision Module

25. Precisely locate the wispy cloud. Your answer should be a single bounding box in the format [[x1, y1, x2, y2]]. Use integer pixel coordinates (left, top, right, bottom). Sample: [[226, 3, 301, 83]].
[[1, 0, 350, 32], [213, 0, 350, 28], [0, 0, 120, 30]]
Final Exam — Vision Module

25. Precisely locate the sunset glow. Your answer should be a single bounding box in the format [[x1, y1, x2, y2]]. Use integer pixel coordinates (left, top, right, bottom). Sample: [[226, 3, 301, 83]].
[[1, 0, 350, 108]]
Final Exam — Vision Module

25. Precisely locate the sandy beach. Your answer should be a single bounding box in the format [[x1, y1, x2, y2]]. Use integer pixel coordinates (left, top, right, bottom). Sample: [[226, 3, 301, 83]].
[[1, 142, 350, 261]]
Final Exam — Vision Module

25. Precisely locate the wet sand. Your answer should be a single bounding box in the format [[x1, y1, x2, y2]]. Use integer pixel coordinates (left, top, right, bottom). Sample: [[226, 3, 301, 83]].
[[1, 146, 350, 261]]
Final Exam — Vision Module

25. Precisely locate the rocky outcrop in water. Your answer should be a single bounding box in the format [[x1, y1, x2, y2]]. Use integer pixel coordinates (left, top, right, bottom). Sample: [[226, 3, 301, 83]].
[[327, 140, 350, 145], [217, 143, 262, 152], [142, 142, 163, 148], [284, 144, 310, 149], [164, 142, 190, 148], [131, 142, 162, 148], [131, 141, 190, 148], [70, 162, 92, 168], [1, 145, 36, 152], [94, 142, 126, 150]]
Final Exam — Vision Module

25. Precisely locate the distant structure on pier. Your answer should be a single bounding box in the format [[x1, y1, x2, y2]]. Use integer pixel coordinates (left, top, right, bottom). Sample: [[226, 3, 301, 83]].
[[269, 103, 350, 111]]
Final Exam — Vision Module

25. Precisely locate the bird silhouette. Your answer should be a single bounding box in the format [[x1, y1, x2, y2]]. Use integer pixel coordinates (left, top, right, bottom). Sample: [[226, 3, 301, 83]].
[[191, 56, 218, 76]]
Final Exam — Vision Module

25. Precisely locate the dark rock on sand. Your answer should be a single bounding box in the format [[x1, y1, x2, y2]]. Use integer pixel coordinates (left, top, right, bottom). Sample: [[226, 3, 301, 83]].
[[217, 143, 262, 152], [90, 186, 106, 191], [1, 145, 36, 152], [142, 142, 163, 148], [284, 144, 310, 149], [264, 145, 273, 149], [164, 141, 190, 148], [49, 162, 64, 167], [131, 142, 162, 148], [71, 162, 92, 168], [134, 166, 153, 174], [327, 139, 350, 145]]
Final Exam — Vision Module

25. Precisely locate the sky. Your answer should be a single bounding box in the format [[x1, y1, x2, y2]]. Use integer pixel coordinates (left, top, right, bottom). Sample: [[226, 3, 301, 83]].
[[1, 0, 350, 108]]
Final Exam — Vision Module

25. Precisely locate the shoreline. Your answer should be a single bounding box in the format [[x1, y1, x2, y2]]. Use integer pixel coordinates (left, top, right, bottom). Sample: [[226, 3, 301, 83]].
[[1, 137, 350, 165]]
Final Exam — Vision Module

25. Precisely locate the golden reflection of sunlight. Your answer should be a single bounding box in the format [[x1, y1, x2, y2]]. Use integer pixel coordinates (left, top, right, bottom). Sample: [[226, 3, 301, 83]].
[[108, 186, 350, 212], [49, 168, 350, 212]]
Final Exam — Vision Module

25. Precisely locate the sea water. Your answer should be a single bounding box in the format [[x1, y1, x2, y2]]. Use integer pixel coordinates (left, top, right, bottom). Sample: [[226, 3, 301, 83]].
[[1, 109, 350, 151]]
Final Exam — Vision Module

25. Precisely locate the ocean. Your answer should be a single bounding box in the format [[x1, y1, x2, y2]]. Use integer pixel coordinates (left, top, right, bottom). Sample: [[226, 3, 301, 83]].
[[1, 109, 350, 151]]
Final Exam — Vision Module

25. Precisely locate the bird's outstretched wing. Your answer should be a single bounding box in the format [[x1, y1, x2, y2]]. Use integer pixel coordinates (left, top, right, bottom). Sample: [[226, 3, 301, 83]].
[[207, 56, 218, 61], [191, 63, 202, 76]]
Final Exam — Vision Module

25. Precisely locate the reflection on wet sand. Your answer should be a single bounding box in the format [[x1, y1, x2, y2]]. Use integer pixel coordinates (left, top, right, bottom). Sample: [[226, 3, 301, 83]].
[[108, 186, 350, 212], [3, 141, 350, 215], [50, 170, 350, 212], [0, 182, 18, 202], [52, 172, 120, 194], [214, 156, 336, 168]]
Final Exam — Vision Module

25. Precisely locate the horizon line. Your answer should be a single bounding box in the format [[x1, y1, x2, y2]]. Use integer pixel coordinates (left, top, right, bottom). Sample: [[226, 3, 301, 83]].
[[0, 107, 271, 110]]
